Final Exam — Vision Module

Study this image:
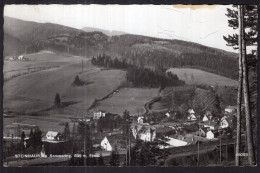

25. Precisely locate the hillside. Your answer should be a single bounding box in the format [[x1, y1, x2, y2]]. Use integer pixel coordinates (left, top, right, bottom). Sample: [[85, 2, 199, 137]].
[[4, 16, 239, 79], [82, 27, 127, 36], [3, 33, 24, 57]]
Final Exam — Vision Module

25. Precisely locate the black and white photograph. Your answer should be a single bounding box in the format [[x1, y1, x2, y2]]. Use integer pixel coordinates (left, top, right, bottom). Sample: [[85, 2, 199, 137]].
[[2, 4, 258, 167]]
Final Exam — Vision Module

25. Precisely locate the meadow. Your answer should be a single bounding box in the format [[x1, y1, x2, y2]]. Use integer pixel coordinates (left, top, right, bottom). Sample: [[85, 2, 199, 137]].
[[167, 68, 238, 87], [95, 88, 159, 116]]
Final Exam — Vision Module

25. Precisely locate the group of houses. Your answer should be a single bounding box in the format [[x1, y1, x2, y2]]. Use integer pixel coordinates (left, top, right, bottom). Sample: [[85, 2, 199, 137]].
[[4, 55, 27, 61]]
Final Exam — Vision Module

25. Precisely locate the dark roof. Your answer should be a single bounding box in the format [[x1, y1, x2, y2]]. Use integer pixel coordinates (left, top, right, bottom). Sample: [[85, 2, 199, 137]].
[[203, 121, 218, 126]]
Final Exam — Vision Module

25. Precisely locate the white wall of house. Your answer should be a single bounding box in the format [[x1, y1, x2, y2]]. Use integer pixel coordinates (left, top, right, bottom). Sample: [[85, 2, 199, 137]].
[[206, 131, 215, 139], [202, 115, 209, 122], [101, 137, 112, 151]]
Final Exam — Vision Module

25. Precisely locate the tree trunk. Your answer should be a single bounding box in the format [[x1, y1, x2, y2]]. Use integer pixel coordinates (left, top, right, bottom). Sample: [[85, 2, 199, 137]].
[[235, 5, 243, 166], [240, 5, 255, 165]]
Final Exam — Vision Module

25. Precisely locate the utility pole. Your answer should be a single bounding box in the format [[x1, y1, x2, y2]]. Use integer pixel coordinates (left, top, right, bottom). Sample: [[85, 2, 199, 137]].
[[226, 133, 228, 162], [197, 140, 200, 166], [220, 132, 222, 164]]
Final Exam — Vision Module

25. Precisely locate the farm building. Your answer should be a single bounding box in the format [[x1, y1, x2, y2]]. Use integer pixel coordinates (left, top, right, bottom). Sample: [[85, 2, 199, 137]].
[[46, 131, 62, 141]]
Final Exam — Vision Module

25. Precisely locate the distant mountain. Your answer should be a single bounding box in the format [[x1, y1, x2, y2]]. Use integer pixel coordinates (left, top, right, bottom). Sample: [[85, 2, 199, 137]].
[[82, 27, 127, 36], [4, 16, 238, 78]]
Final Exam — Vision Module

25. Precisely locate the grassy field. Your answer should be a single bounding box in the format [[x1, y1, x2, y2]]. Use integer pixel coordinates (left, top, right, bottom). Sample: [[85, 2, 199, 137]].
[[3, 51, 127, 134], [167, 68, 238, 87], [95, 88, 159, 116]]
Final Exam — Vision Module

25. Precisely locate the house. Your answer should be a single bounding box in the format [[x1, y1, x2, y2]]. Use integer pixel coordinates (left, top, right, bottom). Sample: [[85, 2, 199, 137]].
[[100, 135, 126, 151], [206, 131, 215, 139], [165, 112, 170, 117], [188, 109, 195, 114], [183, 123, 199, 134], [203, 121, 219, 130], [225, 106, 237, 113], [206, 130, 220, 139], [93, 110, 106, 120], [137, 116, 144, 124], [100, 136, 113, 151], [46, 131, 62, 141], [139, 126, 156, 142], [18, 55, 25, 60], [221, 117, 233, 129], [187, 114, 197, 121], [195, 127, 209, 137], [202, 115, 209, 122], [156, 126, 175, 138]]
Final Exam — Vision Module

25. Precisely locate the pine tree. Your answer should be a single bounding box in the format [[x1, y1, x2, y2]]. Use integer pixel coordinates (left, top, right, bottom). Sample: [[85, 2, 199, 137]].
[[109, 145, 120, 166], [98, 152, 105, 166], [224, 5, 257, 165], [54, 93, 61, 107], [63, 122, 70, 141], [21, 131, 25, 143], [223, 5, 258, 67]]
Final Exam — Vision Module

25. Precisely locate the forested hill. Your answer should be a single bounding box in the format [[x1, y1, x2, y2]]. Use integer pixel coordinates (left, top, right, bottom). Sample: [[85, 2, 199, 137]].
[[4, 16, 238, 79]]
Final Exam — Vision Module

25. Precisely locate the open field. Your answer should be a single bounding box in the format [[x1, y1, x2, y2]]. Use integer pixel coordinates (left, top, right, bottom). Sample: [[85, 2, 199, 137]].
[[3, 51, 127, 135], [95, 88, 159, 115], [167, 68, 238, 87]]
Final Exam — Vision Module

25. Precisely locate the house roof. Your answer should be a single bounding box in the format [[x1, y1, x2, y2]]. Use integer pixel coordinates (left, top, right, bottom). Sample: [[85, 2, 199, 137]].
[[46, 131, 60, 137], [188, 109, 195, 114], [203, 121, 217, 126], [225, 106, 237, 110], [200, 127, 209, 133]]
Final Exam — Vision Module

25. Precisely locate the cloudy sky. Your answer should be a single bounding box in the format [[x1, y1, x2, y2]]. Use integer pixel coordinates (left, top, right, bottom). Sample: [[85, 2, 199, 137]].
[[4, 5, 237, 52]]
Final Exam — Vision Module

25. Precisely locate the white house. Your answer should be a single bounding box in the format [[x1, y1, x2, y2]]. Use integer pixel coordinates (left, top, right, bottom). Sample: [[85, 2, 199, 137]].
[[18, 55, 25, 60], [225, 106, 237, 113], [46, 131, 62, 141], [221, 119, 230, 129], [202, 115, 209, 122], [165, 112, 170, 117], [93, 111, 106, 120], [100, 136, 113, 151], [137, 116, 144, 124], [188, 109, 195, 114], [188, 114, 197, 121], [138, 126, 156, 142], [206, 131, 215, 139]]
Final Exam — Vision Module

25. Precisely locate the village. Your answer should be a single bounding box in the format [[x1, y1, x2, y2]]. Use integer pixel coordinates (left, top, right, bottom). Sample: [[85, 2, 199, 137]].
[[3, 103, 238, 166]]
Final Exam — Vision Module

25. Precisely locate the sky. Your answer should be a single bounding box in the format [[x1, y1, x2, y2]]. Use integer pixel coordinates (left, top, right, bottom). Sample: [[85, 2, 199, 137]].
[[4, 5, 238, 52]]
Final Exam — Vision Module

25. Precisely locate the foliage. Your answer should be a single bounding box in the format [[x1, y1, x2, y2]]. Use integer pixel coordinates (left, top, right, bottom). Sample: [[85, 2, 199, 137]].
[[63, 122, 70, 141], [109, 145, 120, 166], [54, 93, 61, 107]]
